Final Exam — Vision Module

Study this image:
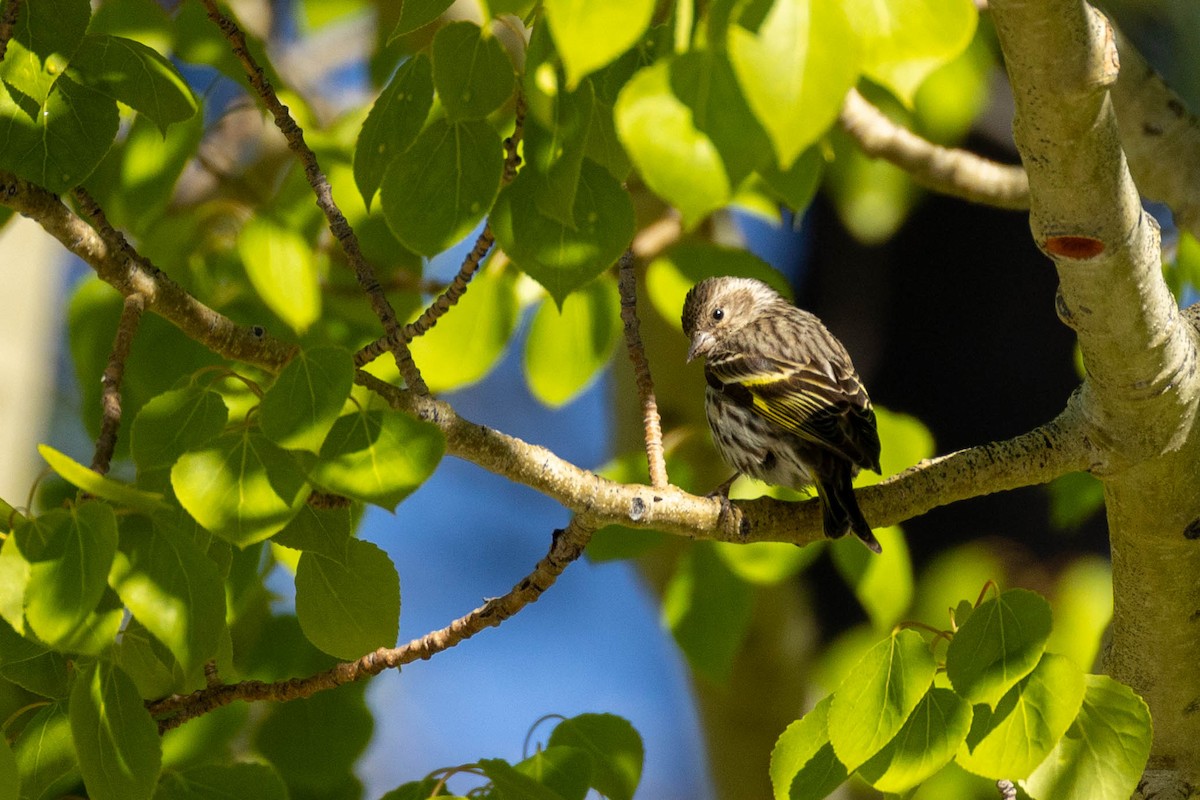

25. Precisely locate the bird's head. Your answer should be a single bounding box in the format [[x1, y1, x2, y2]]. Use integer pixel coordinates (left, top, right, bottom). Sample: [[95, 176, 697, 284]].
[[681, 277, 783, 362]]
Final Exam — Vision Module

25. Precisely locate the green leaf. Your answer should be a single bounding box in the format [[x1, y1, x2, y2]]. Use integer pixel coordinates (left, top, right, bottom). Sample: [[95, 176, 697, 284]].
[[111, 618, 183, 699], [405, 265, 519, 392], [825, 113, 917, 244], [309, 408, 445, 510], [0, 535, 31, 635], [867, 406, 936, 484], [68, 34, 197, 131], [479, 759, 567, 800], [253, 684, 373, 794], [154, 763, 289, 800], [728, 0, 859, 168], [857, 687, 972, 792], [131, 385, 229, 472], [524, 79, 594, 227], [16, 503, 119, 652], [0, 737, 16, 800], [770, 696, 848, 800], [957, 652, 1087, 779], [0, 616, 69, 698], [543, 0, 655, 88], [830, 525, 912, 629], [294, 539, 399, 659], [644, 241, 790, 330], [38, 444, 167, 513], [1046, 557, 1112, 672], [524, 276, 621, 407], [844, 0, 977, 105], [12, 701, 78, 800], [1020, 675, 1152, 800], [759, 145, 824, 213], [354, 55, 433, 209], [946, 588, 1052, 706], [388, 0, 454, 39], [432, 21, 515, 121], [827, 629, 937, 771], [714, 540, 817, 585], [491, 159, 634, 306], [172, 430, 309, 547], [662, 542, 754, 683], [259, 346, 354, 454], [236, 216, 322, 335], [380, 117, 503, 256], [514, 747, 592, 800], [0, 72, 118, 193], [615, 53, 769, 228], [108, 517, 226, 675], [547, 713, 644, 800], [86, 109, 204, 237], [70, 662, 161, 800], [272, 505, 353, 562]]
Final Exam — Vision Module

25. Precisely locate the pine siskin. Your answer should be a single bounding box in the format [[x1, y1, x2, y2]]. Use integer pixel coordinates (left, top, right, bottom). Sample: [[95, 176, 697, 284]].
[[681, 276, 883, 553]]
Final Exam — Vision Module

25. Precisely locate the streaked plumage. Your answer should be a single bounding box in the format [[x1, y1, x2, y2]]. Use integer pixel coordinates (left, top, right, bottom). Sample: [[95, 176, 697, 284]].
[[681, 276, 882, 553]]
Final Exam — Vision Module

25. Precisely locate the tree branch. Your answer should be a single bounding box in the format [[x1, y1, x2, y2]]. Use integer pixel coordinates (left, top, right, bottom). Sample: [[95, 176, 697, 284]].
[[991, 0, 1200, 789], [617, 249, 668, 488], [150, 515, 596, 731], [1112, 33, 1200, 242], [0, 0, 20, 63], [0, 171, 296, 371], [91, 292, 145, 475], [837, 88, 1030, 210], [198, 0, 428, 394], [357, 372, 1095, 545]]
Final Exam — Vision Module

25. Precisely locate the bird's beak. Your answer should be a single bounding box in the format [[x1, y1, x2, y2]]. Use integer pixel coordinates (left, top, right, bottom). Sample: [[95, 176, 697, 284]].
[[687, 331, 714, 363]]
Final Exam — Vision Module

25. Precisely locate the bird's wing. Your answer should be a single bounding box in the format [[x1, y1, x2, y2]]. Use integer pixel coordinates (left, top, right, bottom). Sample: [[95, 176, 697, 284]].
[[706, 349, 881, 472]]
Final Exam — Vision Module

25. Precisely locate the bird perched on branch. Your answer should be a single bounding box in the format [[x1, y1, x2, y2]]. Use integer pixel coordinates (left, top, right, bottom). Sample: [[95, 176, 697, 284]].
[[681, 276, 882, 553]]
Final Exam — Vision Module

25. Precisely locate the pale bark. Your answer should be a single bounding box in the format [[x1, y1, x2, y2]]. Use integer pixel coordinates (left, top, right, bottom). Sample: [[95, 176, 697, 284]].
[[991, 0, 1200, 792]]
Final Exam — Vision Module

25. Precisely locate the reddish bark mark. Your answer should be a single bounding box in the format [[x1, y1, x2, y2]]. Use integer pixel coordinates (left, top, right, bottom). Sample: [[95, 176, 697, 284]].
[[1044, 235, 1106, 259]]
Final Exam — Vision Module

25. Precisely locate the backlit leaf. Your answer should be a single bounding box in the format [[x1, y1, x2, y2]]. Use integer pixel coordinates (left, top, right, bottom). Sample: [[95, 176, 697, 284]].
[[524, 276, 621, 407], [828, 629, 936, 770], [728, 0, 859, 168], [38, 444, 167, 513], [946, 588, 1052, 706], [172, 430, 309, 547], [957, 653, 1086, 779], [130, 385, 228, 472], [548, 713, 644, 800], [237, 217, 321, 335], [857, 687, 972, 792], [543, 0, 655, 88], [769, 696, 848, 800], [69, 34, 197, 131]]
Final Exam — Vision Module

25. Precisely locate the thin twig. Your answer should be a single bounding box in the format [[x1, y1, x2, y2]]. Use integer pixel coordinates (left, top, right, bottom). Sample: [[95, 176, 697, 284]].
[[838, 88, 1030, 210], [91, 293, 145, 475], [354, 94, 526, 367], [617, 250, 668, 488], [0, 0, 21, 62], [150, 515, 596, 731], [996, 779, 1016, 800], [197, 0, 428, 394], [354, 225, 496, 367]]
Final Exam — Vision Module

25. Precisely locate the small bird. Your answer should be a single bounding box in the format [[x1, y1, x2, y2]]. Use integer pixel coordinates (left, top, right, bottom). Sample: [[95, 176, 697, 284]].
[[681, 276, 882, 553]]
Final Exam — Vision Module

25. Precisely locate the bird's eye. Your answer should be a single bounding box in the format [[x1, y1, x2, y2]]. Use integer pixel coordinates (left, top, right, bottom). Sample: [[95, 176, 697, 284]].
[[712, 308, 724, 321]]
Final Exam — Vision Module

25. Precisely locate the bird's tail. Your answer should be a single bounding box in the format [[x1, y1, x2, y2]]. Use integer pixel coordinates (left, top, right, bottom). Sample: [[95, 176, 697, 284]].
[[817, 464, 882, 554]]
